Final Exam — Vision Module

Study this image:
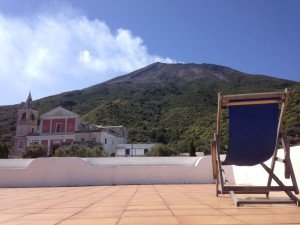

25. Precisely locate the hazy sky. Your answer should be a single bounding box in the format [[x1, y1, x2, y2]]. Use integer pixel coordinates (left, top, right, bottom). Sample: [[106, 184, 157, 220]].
[[0, 0, 299, 105]]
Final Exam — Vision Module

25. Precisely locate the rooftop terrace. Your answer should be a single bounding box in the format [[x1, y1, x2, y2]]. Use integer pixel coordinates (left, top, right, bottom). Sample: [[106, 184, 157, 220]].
[[0, 184, 299, 225]]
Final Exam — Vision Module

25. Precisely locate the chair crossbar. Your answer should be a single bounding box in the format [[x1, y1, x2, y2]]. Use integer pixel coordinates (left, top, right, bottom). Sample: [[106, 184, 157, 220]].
[[222, 92, 286, 101], [223, 186, 296, 193], [230, 190, 295, 206], [225, 99, 282, 106]]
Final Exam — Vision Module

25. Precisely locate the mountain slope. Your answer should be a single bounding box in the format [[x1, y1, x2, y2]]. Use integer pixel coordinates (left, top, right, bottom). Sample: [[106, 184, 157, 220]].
[[1, 62, 299, 152]]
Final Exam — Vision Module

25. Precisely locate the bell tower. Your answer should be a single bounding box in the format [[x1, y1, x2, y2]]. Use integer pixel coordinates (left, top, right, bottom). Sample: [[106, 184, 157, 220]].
[[13, 93, 38, 156]]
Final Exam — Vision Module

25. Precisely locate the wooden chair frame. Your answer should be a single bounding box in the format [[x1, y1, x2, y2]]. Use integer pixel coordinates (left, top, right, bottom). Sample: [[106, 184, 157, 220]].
[[211, 89, 300, 206]]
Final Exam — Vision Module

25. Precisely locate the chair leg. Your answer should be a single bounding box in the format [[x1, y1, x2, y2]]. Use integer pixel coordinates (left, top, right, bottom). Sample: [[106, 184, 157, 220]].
[[266, 152, 277, 198], [261, 163, 300, 206], [230, 191, 240, 206], [216, 175, 219, 197]]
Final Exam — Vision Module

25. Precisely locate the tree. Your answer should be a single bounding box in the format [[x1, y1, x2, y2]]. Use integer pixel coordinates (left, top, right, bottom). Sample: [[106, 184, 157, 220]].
[[189, 139, 196, 156], [146, 144, 179, 156], [2, 143, 9, 158], [0, 144, 4, 158], [91, 143, 108, 157], [22, 143, 47, 158], [0, 141, 12, 159]]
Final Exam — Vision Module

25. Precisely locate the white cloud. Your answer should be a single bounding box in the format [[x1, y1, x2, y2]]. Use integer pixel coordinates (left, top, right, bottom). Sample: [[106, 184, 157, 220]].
[[0, 7, 175, 105]]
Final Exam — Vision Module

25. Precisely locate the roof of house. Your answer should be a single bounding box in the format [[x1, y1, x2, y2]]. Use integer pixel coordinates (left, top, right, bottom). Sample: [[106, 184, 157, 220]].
[[40, 106, 79, 118]]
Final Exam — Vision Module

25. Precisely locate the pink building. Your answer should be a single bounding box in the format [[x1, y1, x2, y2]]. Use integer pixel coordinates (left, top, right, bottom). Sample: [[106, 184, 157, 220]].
[[13, 94, 127, 157]]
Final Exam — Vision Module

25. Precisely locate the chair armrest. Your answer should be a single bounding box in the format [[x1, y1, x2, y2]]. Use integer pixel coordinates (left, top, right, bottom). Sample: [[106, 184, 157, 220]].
[[211, 134, 218, 179], [281, 135, 291, 179]]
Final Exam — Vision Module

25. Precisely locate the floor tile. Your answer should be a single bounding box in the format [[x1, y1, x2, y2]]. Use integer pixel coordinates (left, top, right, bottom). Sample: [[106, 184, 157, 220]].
[[118, 216, 180, 225], [122, 209, 173, 217], [58, 218, 118, 225], [234, 214, 300, 224], [178, 215, 246, 224]]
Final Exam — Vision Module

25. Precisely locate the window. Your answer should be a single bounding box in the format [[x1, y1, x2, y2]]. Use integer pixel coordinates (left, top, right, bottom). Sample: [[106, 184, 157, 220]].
[[18, 141, 23, 148], [32, 128, 34, 133], [144, 149, 148, 155], [30, 113, 35, 121], [81, 138, 85, 142], [67, 123, 74, 132], [125, 149, 130, 156], [55, 123, 61, 133], [21, 113, 26, 120], [92, 138, 96, 142], [32, 140, 39, 144], [104, 138, 107, 144]]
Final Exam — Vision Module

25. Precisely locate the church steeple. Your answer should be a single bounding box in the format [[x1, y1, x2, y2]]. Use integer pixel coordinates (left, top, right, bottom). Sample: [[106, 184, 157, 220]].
[[14, 92, 38, 156], [25, 92, 33, 109]]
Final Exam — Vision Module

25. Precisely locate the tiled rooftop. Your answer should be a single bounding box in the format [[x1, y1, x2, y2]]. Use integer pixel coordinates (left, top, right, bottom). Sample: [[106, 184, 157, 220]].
[[0, 184, 299, 225]]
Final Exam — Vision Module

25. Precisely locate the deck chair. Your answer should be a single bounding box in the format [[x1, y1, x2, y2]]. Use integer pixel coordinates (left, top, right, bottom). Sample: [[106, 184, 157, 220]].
[[211, 89, 300, 206]]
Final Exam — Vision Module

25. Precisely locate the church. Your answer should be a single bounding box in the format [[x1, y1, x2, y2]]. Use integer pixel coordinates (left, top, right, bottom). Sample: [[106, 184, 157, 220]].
[[13, 93, 128, 157]]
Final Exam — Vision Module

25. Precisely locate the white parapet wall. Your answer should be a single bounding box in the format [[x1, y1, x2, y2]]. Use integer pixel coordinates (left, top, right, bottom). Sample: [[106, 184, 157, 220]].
[[0, 156, 213, 187], [0, 146, 299, 188]]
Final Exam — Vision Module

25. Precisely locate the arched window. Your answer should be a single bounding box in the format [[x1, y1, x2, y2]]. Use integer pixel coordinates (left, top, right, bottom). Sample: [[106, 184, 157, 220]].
[[18, 140, 23, 148], [21, 113, 26, 120], [30, 113, 35, 121]]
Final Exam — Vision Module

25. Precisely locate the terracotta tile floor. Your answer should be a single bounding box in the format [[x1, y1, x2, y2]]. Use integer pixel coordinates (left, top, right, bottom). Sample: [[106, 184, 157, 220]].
[[0, 184, 299, 225]]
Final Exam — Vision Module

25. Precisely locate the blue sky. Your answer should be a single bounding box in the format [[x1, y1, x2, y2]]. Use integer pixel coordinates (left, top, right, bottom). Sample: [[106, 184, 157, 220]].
[[0, 0, 299, 105]]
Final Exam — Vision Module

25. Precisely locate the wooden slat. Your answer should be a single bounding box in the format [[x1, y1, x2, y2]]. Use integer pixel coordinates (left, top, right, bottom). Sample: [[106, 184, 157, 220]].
[[211, 139, 217, 179], [225, 99, 281, 106], [237, 198, 294, 205], [223, 185, 296, 193], [216, 94, 225, 195], [281, 136, 299, 194], [222, 91, 286, 102], [216, 168, 219, 197], [216, 93, 222, 135], [266, 88, 289, 196], [215, 134, 225, 195], [281, 136, 291, 179]]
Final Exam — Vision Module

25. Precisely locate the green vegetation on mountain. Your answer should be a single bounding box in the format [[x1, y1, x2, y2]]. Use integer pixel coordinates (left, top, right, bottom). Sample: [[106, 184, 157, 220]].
[[1, 62, 299, 153]]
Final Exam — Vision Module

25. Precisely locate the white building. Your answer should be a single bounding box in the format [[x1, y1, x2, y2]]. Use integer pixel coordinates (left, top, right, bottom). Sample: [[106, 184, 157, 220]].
[[116, 143, 156, 156]]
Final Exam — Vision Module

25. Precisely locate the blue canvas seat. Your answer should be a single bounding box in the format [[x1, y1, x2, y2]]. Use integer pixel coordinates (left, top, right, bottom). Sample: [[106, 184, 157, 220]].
[[223, 103, 279, 166], [211, 89, 300, 206]]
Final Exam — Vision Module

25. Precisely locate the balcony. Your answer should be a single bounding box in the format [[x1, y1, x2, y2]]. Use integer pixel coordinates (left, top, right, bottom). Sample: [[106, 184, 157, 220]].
[[0, 146, 299, 224]]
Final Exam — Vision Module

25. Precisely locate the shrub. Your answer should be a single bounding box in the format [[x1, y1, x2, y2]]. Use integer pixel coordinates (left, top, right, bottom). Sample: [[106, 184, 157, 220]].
[[0, 143, 9, 159], [189, 139, 196, 156], [146, 144, 179, 156], [22, 143, 47, 158], [200, 145, 210, 155], [54, 143, 108, 157]]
